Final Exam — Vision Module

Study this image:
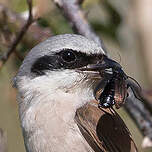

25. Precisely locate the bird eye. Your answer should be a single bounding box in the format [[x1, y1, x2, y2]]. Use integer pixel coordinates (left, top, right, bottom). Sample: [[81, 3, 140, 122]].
[[60, 49, 76, 63]]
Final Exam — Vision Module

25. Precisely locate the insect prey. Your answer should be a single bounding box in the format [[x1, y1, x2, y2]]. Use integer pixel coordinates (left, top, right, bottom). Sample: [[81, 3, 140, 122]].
[[94, 55, 144, 109]]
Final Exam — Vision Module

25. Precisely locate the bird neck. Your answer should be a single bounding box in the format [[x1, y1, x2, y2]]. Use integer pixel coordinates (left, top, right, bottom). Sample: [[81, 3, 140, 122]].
[[18, 90, 91, 152]]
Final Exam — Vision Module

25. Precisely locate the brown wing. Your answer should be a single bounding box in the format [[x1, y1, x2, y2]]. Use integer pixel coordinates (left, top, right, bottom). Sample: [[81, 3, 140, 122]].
[[114, 78, 128, 109], [75, 100, 138, 152]]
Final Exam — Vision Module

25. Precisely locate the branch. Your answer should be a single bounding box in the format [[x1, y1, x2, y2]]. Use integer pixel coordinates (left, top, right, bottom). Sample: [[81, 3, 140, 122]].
[[0, 0, 37, 70], [53, 0, 107, 53], [125, 93, 152, 148]]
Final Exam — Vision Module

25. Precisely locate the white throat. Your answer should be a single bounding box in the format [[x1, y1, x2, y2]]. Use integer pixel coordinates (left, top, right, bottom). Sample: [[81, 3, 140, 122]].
[[16, 71, 95, 152]]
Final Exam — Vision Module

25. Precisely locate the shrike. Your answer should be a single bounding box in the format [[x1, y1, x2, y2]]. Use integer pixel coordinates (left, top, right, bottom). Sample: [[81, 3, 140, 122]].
[[13, 34, 137, 152]]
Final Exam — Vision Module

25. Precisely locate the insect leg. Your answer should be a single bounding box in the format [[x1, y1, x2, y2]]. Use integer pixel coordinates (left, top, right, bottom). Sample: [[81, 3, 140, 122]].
[[126, 79, 145, 102], [94, 73, 112, 101]]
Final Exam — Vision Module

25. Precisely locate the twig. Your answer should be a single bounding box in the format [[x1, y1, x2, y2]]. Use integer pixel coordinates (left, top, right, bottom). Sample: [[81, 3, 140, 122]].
[[125, 93, 152, 148], [53, 0, 107, 53], [14, 50, 24, 61], [0, 0, 37, 70], [0, 3, 51, 44]]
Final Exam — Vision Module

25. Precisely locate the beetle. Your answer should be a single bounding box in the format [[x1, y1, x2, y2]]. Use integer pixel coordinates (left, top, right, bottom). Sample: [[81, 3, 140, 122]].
[[93, 55, 144, 109]]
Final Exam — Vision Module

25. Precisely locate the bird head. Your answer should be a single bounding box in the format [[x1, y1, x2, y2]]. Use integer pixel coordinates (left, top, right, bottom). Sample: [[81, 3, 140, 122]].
[[13, 34, 106, 115]]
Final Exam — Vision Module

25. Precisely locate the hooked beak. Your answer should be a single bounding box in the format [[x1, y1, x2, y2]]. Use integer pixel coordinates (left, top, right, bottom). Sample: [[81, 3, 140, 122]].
[[78, 55, 122, 74]]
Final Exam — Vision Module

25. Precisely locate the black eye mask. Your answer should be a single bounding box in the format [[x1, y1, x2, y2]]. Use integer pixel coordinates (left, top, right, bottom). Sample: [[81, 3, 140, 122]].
[[31, 49, 103, 76]]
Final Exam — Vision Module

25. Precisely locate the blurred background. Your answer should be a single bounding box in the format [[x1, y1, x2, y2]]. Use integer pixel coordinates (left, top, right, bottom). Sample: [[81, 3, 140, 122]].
[[0, 0, 152, 151]]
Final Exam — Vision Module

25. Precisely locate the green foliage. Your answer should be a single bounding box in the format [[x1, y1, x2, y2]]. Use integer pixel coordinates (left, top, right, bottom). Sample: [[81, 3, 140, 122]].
[[12, 0, 27, 12]]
